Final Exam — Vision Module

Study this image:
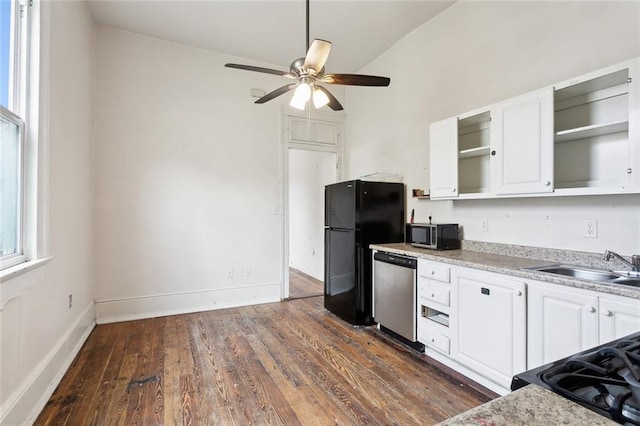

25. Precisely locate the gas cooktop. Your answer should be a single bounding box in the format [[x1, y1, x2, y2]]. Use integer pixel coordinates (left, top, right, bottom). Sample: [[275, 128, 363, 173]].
[[512, 331, 640, 425]]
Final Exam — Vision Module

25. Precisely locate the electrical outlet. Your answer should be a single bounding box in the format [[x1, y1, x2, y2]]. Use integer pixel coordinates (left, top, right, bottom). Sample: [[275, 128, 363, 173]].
[[481, 218, 489, 232], [582, 220, 598, 238], [68, 294, 73, 309], [227, 269, 233, 278], [244, 267, 251, 276]]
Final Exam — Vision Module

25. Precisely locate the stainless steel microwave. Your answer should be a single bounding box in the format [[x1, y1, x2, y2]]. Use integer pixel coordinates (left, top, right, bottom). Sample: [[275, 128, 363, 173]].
[[407, 223, 460, 250]]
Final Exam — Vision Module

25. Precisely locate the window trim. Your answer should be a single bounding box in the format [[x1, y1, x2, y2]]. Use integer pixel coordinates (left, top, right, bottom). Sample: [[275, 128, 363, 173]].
[[1, 0, 44, 274]]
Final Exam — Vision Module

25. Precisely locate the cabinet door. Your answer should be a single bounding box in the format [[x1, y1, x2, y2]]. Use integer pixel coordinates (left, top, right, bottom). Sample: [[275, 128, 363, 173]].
[[599, 295, 640, 344], [628, 58, 640, 191], [493, 87, 554, 195], [452, 268, 526, 389], [429, 117, 458, 198], [528, 282, 598, 369]]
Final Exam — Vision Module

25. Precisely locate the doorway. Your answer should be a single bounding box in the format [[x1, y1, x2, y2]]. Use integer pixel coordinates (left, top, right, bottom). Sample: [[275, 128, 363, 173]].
[[288, 149, 336, 298], [282, 110, 343, 300]]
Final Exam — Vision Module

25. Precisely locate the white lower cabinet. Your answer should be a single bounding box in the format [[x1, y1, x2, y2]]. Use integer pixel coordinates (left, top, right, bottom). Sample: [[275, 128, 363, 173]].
[[417, 259, 453, 355], [451, 267, 527, 389], [599, 293, 640, 343], [413, 258, 640, 394], [528, 281, 599, 369], [528, 281, 640, 369]]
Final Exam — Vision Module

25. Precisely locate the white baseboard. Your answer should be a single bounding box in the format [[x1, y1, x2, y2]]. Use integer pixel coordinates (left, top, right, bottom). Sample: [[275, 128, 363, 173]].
[[1, 303, 96, 426], [95, 282, 282, 324]]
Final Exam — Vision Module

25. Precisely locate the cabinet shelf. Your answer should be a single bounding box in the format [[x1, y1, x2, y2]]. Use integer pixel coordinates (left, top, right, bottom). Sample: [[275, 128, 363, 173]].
[[428, 313, 450, 327], [555, 120, 628, 143], [459, 146, 490, 159], [422, 305, 450, 327]]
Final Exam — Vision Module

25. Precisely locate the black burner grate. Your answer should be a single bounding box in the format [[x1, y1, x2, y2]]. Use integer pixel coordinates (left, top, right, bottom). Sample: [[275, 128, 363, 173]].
[[541, 339, 640, 425]]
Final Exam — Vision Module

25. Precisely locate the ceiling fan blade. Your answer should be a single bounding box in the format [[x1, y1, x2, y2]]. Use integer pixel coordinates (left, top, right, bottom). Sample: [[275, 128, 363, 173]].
[[316, 86, 343, 111], [320, 74, 391, 87], [255, 84, 297, 104], [303, 39, 332, 74], [225, 63, 295, 79]]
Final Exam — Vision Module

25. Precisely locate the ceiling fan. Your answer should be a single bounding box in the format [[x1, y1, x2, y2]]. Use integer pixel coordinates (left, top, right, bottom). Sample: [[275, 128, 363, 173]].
[[224, 0, 390, 111]]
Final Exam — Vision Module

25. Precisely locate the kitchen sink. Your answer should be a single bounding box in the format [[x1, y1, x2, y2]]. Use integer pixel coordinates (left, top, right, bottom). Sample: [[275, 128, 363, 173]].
[[525, 265, 620, 281], [524, 264, 640, 288], [610, 277, 640, 287]]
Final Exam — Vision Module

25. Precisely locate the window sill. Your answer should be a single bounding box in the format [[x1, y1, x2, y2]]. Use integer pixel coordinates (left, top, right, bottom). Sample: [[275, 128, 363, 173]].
[[0, 257, 53, 283]]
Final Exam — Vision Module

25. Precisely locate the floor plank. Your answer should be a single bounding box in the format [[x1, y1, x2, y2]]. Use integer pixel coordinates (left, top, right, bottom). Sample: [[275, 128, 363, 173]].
[[35, 275, 496, 425], [288, 268, 323, 299]]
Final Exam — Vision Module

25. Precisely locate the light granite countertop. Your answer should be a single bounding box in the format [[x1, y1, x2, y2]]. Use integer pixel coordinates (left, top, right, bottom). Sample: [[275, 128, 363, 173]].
[[370, 242, 640, 299], [437, 384, 616, 425]]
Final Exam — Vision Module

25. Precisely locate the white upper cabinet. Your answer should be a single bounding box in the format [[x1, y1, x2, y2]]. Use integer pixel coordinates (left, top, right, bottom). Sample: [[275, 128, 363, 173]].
[[457, 110, 493, 196], [553, 59, 639, 194], [428, 56, 639, 199], [493, 88, 554, 195], [429, 117, 459, 198]]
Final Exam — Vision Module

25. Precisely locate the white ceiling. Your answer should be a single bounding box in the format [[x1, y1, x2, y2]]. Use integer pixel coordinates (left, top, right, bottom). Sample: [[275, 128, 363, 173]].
[[86, 0, 455, 72]]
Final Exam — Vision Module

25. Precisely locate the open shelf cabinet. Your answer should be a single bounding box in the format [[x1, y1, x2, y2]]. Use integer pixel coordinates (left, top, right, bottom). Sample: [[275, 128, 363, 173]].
[[553, 63, 635, 192], [458, 111, 491, 195]]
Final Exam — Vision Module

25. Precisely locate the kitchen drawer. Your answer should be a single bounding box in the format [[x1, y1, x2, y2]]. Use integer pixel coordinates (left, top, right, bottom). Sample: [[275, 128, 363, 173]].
[[419, 328, 451, 354], [418, 259, 450, 283], [418, 280, 450, 307]]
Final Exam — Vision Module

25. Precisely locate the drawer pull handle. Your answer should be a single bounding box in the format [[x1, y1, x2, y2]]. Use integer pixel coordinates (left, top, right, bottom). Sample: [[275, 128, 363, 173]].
[[588, 306, 596, 313], [431, 338, 435, 343], [606, 310, 613, 317], [430, 270, 435, 275], [431, 293, 435, 298]]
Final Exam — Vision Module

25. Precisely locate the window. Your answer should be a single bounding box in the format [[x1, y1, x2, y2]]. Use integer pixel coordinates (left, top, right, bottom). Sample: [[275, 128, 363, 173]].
[[1, 107, 24, 267], [1, 0, 32, 271]]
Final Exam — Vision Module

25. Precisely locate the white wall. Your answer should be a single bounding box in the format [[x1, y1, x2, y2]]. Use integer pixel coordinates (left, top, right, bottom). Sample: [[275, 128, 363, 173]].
[[0, 1, 95, 424], [346, 1, 640, 255], [92, 27, 346, 322], [288, 149, 336, 280]]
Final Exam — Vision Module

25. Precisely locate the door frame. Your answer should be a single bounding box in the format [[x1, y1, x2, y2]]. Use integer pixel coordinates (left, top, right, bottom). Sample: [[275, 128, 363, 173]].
[[280, 107, 345, 299]]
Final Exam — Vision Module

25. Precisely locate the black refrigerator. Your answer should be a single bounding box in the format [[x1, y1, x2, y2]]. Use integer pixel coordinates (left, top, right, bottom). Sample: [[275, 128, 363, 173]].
[[324, 180, 405, 325]]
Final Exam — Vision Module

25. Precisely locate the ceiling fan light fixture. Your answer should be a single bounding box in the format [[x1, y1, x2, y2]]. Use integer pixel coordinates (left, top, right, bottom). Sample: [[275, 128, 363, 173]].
[[290, 82, 311, 109], [290, 95, 307, 110], [312, 87, 330, 108]]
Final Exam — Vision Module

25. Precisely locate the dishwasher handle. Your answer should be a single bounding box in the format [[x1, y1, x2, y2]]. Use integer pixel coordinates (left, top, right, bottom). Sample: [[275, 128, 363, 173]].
[[374, 252, 417, 269]]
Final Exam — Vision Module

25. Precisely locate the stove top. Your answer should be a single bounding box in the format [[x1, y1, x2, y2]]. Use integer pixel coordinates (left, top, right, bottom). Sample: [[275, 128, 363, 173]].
[[512, 331, 640, 425]]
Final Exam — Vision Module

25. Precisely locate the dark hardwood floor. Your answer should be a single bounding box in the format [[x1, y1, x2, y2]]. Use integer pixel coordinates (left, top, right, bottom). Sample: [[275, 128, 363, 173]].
[[36, 275, 496, 425], [288, 268, 323, 299]]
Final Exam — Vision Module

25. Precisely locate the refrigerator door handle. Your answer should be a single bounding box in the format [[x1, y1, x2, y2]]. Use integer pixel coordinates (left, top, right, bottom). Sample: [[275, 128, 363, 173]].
[[356, 247, 364, 309]]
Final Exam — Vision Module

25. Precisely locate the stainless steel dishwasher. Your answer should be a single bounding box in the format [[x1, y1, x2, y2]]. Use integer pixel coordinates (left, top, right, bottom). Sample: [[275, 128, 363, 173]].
[[373, 252, 424, 351]]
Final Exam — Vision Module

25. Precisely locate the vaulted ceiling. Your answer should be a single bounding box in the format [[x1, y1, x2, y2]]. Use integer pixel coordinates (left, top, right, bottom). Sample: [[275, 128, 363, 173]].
[[87, 1, 455, 72]]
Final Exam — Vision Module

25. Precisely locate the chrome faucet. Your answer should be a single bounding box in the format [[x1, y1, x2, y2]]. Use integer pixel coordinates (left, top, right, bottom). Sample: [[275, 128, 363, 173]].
[[603, 250, 640, 272]]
